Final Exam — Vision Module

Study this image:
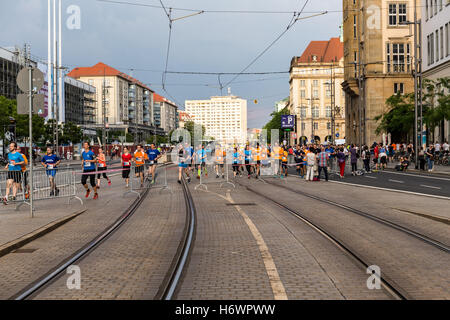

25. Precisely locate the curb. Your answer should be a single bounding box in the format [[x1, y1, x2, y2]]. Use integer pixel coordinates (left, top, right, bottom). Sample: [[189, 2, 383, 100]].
[[385, 167, 450, 176], [0, 209, 86, 259]]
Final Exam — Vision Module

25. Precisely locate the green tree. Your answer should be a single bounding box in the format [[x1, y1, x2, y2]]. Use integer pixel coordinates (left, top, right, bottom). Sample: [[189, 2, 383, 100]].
[[182, 121, 206, 144], [422, 77, 450, 141], [60, 122, 83, 145], [263, 107, 289, 142]]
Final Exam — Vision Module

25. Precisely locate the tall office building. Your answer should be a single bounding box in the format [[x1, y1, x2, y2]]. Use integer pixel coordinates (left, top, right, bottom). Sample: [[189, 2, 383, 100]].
[[185, 95, 247, 144]]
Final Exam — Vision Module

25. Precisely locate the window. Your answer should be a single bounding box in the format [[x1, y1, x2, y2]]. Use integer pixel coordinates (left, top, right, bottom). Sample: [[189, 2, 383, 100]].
[[312, 106, 319, 118], [434, 0, 437, 15], [300, 80, 306, 87], [389, 4, 397, 26], [440, 27, 444, 60], [427, 35, 431, 65], [326, 85, 331, 97], [327, 122, 331, 130], [300, 90, 306, 98], [387, 43, 410, 72], [301, 123, 306, 131], [394, 83, 404, 94], [446, 23, 449, 57], [354, 51, 358, 77], [436, 30, 440, 61], [313, 123, 319, 130], [426, 0, 429, 20], [313, 90, 319, 98], [398, 4, 407, 24], [353, 15, 357, 39], [313, 80, 318, 87], [300, 107, 307, 118], [326, 106, 332, 117]]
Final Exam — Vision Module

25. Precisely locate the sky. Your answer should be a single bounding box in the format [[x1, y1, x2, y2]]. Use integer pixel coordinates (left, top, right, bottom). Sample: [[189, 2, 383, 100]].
[[0, 0, 343, 129]]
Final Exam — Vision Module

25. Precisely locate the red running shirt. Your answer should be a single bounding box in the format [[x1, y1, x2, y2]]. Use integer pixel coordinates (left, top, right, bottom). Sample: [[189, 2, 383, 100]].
[[122, 153, 132, 167]]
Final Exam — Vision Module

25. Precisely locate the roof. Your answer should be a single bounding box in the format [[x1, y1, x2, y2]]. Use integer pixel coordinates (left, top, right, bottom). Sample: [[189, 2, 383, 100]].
[[67, 62, 153, 92], [154, 93, 178, 108], [296, 37, 343, 64]]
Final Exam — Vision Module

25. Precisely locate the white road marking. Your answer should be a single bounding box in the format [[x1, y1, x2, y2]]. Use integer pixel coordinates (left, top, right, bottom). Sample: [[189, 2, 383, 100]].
[[382, 170, 450, 181], [327, 180, 450, 200], [420, 184, 442, 190], [388, 179, 404, 184], [364, 176, 377, 179]]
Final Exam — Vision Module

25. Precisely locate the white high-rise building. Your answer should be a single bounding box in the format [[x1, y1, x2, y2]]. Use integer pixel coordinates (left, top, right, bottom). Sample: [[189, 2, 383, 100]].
[[185, 96, 247, 144]]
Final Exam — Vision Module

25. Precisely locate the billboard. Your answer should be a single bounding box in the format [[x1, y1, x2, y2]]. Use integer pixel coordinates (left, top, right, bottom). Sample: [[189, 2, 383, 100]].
[[281, 115, 295, 130]]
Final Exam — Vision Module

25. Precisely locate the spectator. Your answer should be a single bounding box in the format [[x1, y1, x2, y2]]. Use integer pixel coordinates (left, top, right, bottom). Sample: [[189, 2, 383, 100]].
[[425, 144, 435, 172], [305, 149, 316, 181], [336, 147, 346, 179], [350, 144, 358, 176], [317, 147, 329, 181], [362, 146, 371, 173]]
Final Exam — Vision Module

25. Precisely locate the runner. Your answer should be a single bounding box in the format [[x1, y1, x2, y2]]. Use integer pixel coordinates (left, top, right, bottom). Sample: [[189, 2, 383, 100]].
[[215, 145, 225, 179], [134, 144, 148, 187], [185, 143, 194, 176], [3, 142, 25, 205], [244, 145, 252, 179], [196, 144, 207, 179], [281, 147, 289, 178], [121, 147, 132, 187], [146, 143, 161, 184], [232, 147, 241, 178], [41, 147, 61, 196], [81, 142, 98, 199], [96, 147, 111, 189], [17, 146, 30, 199], [177, 145, 190, 184], [254, 143, 262, 179]]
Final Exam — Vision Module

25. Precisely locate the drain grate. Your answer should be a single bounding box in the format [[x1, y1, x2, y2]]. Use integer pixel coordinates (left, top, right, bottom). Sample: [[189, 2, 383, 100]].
[[13, 248, 38, 253]]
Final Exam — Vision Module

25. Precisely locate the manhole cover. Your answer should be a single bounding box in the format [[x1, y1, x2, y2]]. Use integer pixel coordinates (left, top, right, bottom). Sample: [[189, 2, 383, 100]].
[[13, 248, 38, 253]]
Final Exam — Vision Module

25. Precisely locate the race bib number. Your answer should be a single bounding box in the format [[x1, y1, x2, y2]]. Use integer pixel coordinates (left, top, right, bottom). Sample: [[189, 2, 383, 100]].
[[47, 164, 54, 169], [124, 162, 130, 166], [85, 162, 92, 167], [150, 160, 154, 164], [99, 163, 105, 167], [136, 158, 142, 162]]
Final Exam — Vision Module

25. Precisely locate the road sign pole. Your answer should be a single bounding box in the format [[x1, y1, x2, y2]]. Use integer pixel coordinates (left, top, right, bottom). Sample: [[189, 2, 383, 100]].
[[28, 67, 34, 218]]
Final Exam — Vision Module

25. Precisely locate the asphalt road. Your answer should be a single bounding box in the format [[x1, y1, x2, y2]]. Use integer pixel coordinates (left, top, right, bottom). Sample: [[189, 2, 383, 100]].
[[287, 166, 450, 198]]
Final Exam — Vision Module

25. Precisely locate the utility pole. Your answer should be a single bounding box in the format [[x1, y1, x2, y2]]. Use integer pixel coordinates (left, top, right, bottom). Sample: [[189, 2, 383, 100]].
[[310, 83, 314, 143], [357, 2, 365, 149]]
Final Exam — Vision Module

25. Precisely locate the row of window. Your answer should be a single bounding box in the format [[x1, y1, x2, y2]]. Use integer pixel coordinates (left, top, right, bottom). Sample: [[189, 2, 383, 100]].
[[386, 42, 411, 73], [427, 22, 450, 66], [296, 106, 334, 118], [299, 122, 345, 131], [425, 0, 447, 21]]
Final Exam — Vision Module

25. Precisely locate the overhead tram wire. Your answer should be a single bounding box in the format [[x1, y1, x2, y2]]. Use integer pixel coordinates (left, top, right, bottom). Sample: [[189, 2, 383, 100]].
[[223, 0, 321, 89]]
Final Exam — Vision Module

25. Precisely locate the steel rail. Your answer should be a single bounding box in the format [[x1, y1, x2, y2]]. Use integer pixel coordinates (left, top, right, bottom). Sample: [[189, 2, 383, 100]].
[[236, 180, 408, 300], [264, 180, 450, 253], [158, 175, 196, 300], [10, 163, 171, 300]]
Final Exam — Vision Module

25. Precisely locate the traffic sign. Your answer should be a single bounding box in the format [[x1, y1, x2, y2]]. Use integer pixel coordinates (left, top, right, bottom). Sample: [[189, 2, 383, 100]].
[[17, 93, 44, 115], [17, 68, 44, 92], [336, 133, 340, 138], [281, 115, 295, 130]]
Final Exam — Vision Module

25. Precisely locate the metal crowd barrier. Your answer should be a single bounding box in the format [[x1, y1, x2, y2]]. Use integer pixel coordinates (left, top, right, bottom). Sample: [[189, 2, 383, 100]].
[[1, 168, 83, 210]]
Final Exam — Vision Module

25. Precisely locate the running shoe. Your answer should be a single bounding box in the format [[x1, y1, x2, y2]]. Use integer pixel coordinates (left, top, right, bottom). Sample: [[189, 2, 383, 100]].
[[97, 185, 101, 189], [187, 177, 191, 183], [177, 180, 181, 184], [2, 197, 7, 205], [108, 180, 111, 186], [25, 192, 29, 199], [93, 193, 98, 200], [222, 174, 224, 179], [248, 175, 250, 179], [151, 179, 155, 184], [50, 191, 54, 197], [216, 174, 219, 178], [85, 189, 91, 198], [55, 188, 60, 196], [196, 175, 200, 179]]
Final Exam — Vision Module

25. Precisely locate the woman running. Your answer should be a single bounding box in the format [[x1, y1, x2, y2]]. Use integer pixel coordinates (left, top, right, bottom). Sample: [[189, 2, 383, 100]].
[[96, 148, 111, 189], [121, 147, 132, 188]]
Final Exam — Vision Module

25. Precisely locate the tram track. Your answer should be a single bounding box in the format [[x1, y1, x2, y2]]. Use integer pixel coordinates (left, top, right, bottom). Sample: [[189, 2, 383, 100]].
[[9, 162, 196, 300], [235, 179, 411, 300]]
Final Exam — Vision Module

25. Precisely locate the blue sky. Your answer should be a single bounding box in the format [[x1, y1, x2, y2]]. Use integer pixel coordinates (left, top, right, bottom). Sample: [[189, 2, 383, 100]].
[[0, 0, 343, 128]]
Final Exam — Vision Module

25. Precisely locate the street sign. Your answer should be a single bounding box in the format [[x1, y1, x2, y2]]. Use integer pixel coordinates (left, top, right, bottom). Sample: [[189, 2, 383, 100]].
[[281, 115, 295, 130], [17, 93, 44, 114], [17, 68, 44, 92], [336, 133, 340, 138]]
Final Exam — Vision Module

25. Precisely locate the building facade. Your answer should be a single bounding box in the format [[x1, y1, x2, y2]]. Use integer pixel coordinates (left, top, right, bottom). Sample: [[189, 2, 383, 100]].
[[67, 62, 163, 136], [342, 0, 418, 145], [422, 0, 450, 143], [153, 93, 178, 134], [185, 95, 247, 144], [289, 37, 346, 145], [178, 111, 192, 128], [64, 76, 97, 126], [275, 98, 289, 112]]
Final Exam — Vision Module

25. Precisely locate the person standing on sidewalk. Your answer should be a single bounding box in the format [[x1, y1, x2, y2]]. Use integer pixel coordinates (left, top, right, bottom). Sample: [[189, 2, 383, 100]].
[[41, 147, 61, 197], [336, 147, 346, 178], [350, 144, 358, 176], [317, 146, 329, 181], [305, 149, 316, 181], [96, 147, 111, 189], [81, 142, 98, 199], [425, 145, 435, 172], [3, 142, 25, 205], [362, 146, 371, 173]]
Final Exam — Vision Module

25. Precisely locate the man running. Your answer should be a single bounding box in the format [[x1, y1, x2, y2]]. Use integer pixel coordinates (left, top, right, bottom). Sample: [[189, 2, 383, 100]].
[[196, 144, 207, 179], [17, 146, 30, 199], [41, 147, 61, 196], [81, 142, 98, 199], [254, 143, 262, 178], [121, 147, 132, 187], [146, 143, 161, 184], [134, 144, 148, 187], [3, 142, 25, 204], [215, 145, 225, 179], [177, 145, 191, 183], [96, 147, 111, 189], [281, 147, 289, 178]]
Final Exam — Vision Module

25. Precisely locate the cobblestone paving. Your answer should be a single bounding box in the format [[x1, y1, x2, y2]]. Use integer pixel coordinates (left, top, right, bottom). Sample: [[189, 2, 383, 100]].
[[283, 175, 450, 246], [0, 173, 143, 299], [34, 170, 185, 300], [238, 176, 450, 299]]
